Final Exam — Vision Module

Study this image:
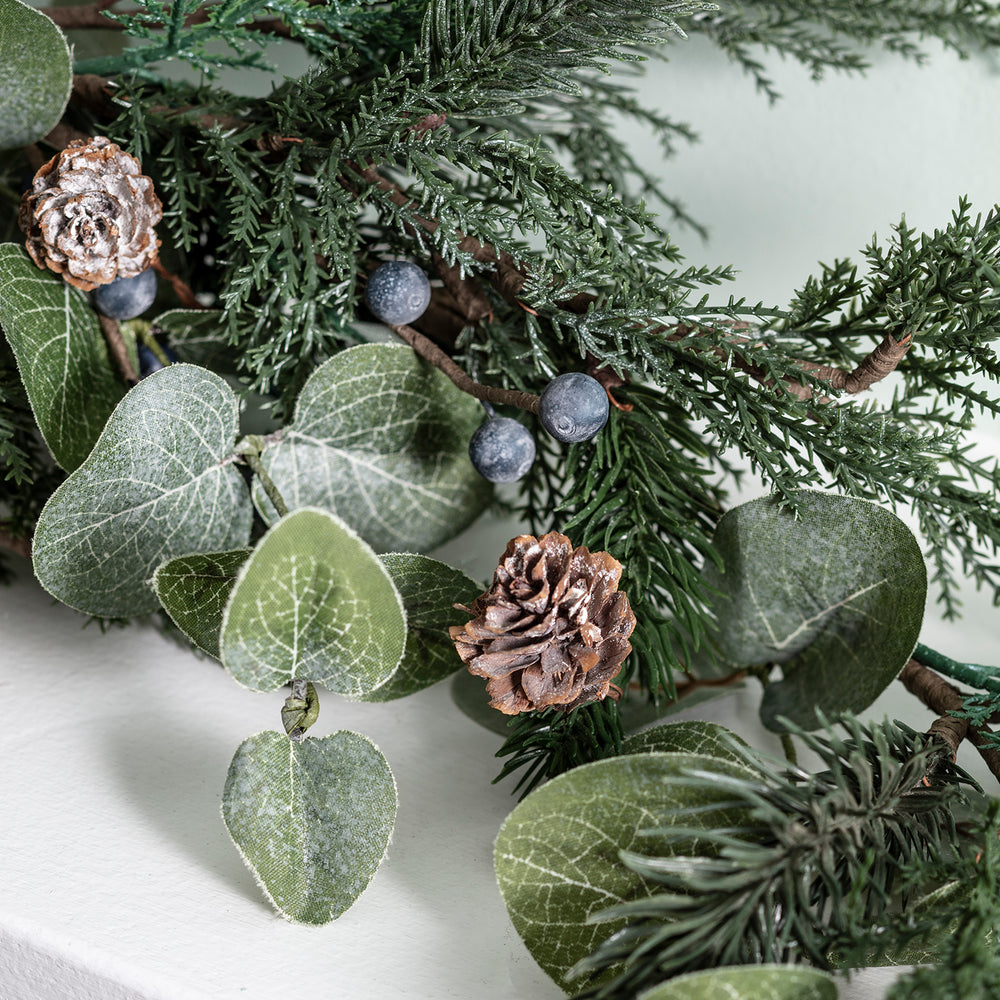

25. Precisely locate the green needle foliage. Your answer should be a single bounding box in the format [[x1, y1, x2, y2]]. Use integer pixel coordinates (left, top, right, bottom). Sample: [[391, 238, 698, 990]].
[[568, 717, 980, 1000], [886, 802, 1000, 1000], [494, 698, 625, 798]]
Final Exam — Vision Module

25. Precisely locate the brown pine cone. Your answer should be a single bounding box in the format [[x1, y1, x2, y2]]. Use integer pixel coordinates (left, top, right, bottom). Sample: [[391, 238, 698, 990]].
[[450, 531, 636, 715], [18, 136, 162, 291]]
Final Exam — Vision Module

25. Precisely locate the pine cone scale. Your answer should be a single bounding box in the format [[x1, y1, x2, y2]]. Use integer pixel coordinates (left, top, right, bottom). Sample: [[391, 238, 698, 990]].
[[451, 531, 636, 715], [19, 137, 162, 291]]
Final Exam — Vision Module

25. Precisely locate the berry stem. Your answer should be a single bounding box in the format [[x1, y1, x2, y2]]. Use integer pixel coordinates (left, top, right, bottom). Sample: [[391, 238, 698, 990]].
[[389, 322, 540, 414], [98, 314, 138, 385], [239, 436, 289, 519]]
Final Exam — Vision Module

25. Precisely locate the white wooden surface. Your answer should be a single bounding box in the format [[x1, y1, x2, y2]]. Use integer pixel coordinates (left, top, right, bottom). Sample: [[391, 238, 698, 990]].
[[3, 30, 1000, 1000]]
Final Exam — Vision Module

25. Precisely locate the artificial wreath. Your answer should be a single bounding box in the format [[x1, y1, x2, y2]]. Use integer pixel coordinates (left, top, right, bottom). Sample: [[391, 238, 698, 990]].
[[3, 0, 1000, 997]]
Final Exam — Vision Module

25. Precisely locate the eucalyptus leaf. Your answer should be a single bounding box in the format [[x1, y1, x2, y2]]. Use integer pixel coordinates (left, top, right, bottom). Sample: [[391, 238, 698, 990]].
[[701, 491, 926, 731], [152, 549, 252, 658], [637, 965, 839, 1000], [222, 729, 397, 925], [32, 364, 253, 617], [253, 343, 491, 552], [0, 0, 72, 148], [219, 507, 406, 695], [621, 720, 750, 763], [152, 309, 233, 371], [359, 552, 482, 701], [0, 244, 126, 470], [495, 750, 758, 987]]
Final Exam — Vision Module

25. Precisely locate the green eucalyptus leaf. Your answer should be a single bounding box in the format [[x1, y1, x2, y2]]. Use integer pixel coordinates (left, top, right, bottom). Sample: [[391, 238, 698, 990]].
[[359, 552, 482, 701], [32, 364, 253, 617], [494, 750, 757, 987], [219, 507, 406, 694], [702, 491, 926, 731], [152, 549, 252, 658], [621, 720, 750, 763], [637, 965, 839, 1000], [222, 729, 397, 925], [0, 244, 126, 470], [152, 309, 232, 370], [0, 0, 72, 149], [253, 343, 491, 552]]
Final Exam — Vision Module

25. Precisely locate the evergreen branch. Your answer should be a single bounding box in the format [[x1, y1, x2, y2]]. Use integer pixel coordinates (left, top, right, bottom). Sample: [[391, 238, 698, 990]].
[[568, 717, 979, 999], [885, 802, 1000, 1000], [493, 697, 624, 797], [686, 1, 1000, 103]]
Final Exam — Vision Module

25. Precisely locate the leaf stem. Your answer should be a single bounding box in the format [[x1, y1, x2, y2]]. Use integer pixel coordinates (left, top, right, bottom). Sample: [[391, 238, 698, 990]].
[[282, 680, 319, 742], [780, 732, 799, 766], [913, 642, 1000, 696], [136, 322, 172, 369], [239, 436, 289, 518]]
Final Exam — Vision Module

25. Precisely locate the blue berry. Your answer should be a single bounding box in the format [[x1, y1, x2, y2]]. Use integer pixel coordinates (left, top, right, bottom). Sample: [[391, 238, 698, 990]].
[[365, 261, 432, 326], [94, 268, 158, 320], [469, 417, 536, 483], [137, 340, 178, 379], [538, 372, 609, 443]]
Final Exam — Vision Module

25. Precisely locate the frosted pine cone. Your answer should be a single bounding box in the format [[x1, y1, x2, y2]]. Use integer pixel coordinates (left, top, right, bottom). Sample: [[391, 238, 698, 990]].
[[18, 137, 162, 291], [450, 532, 636, 714]]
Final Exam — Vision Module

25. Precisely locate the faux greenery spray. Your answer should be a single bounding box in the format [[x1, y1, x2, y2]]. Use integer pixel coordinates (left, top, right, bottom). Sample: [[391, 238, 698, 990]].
[[3, 0, 1000, 996]]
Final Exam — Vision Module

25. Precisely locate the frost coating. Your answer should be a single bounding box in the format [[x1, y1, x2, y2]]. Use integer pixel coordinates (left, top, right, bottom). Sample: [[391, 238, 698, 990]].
[[0, 0, 72, 149], [31, 364, 253, 617], [254, 343, 491, 552], [221, 729, 397, 925], [219, 507, 406, 694]]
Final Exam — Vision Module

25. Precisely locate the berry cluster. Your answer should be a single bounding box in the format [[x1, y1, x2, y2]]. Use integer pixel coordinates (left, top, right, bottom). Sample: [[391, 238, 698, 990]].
[[366, 260, 611, 485]]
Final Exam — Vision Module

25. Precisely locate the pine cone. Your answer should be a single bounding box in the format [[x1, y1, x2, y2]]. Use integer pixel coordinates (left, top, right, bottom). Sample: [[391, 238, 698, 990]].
[[18, 137, 162, 291], [450, 532, 636, 715]]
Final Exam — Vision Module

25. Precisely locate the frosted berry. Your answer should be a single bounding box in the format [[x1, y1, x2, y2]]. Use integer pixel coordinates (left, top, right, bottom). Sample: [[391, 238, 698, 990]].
[[93, 268, 158, 320], [137, 341, 178, 379], [538, 372, 609, 443], [365, 261, 432, 326], [469, 417, 536, 483]]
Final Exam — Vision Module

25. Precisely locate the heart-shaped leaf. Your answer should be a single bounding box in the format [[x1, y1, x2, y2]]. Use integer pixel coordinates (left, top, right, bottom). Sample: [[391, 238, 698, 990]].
[[254, 343, 491, 552], [637, 965, 839, 1000], [621, 720, 750, 763], [222, 729, 397, 924], [152, 549, 252, 658], [495, 749, 758, 988], [0, 0, 72, 149], [219, 507, 406, 694], [359, 552, 482, 701], [32, 364, 253, 617], [0, 244, 126, 470], [701, 491, 926, 731]]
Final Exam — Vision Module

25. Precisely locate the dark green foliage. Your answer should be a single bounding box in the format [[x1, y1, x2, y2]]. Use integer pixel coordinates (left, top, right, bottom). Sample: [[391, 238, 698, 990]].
[[886, 803, 1000, 1000], [494, 697, 624, 798], [569, 717, 979, 999], [0, 337, 65, 583], [684, 0, 1000, 103]]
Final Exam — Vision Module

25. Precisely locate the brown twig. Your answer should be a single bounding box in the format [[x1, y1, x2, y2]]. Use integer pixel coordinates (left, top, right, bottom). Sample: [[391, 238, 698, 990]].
[[0, 528, 32, 561], [40, 0, 121, 30], [671, 669, 747, 701], [390, 323, 540, 414], [98, 315, 138, 384], [152, 259, 204, 310], [899, 658, 1000, 785]]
